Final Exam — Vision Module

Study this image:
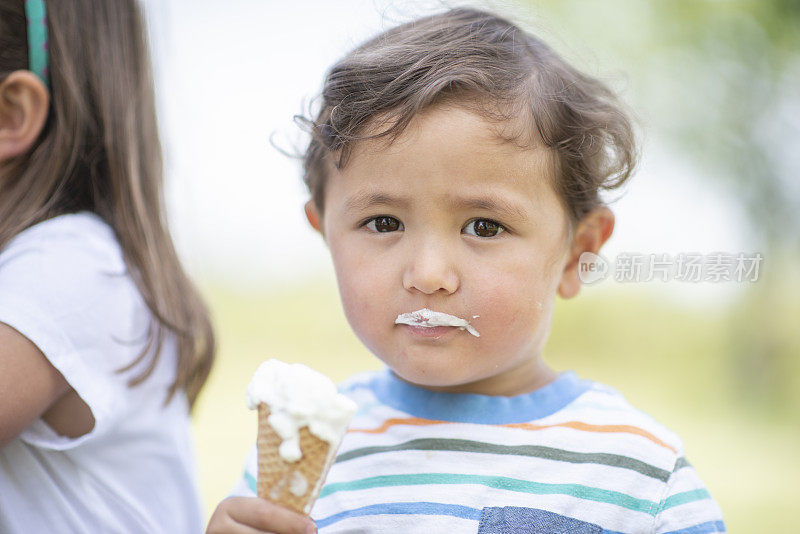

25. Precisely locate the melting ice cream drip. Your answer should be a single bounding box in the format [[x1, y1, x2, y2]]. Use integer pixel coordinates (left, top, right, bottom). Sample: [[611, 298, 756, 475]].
[[246, 359, 357, 462], [395, 308, 480, 337]]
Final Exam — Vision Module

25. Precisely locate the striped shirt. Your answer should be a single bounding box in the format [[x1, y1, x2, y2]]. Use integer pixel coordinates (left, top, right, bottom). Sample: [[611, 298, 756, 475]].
[[233, 369, 725, 533]]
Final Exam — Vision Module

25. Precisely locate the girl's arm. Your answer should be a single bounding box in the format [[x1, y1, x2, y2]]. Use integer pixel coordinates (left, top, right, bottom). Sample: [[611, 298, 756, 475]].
[[0, 323, 92, 446]]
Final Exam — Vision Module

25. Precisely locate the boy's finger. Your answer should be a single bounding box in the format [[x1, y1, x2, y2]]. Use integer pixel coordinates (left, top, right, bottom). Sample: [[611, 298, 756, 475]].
[[207, 498, 270, 534], [226, 497, 317, 534], [208, 512, 267, 534]]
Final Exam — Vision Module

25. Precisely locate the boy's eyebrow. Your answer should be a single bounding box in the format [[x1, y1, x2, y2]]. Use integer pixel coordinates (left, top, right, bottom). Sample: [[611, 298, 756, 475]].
[[343, 191, 531, 221], [446, 195, 530, 222], [343, 192, 411, 212]]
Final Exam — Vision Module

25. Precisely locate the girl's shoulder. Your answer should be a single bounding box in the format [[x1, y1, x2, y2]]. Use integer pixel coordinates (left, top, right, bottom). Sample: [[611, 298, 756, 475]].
[[0, 211, 177, 448], [1, 211, 121, 266], [0, 211, 147, 361], [0, 211, 128, 297]]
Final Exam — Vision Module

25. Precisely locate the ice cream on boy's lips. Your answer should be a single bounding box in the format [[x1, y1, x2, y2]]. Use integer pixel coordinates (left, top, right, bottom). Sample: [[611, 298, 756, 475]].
[[395, 308, 480, 337], [246, 359, 357, 514]]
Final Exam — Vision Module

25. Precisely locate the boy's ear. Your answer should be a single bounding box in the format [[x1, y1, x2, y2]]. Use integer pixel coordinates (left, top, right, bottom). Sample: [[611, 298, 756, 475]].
[[0, 70, 50, 161], [557, 207, 615, 299], [304, 200, 323, 235]]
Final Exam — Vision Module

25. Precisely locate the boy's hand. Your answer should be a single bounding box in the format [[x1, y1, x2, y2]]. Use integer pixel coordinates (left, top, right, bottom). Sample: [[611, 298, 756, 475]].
[[206, 497, 317, 534]]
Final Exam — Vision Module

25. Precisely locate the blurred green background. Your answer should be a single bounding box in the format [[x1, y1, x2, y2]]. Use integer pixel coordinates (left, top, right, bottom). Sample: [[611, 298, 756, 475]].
[[184, 0, 800, 531], [192, 277, 799, 532]]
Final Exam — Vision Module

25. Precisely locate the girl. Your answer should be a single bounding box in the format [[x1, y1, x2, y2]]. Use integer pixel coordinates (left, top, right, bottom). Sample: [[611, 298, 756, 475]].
[[0, 0, 214, 532]]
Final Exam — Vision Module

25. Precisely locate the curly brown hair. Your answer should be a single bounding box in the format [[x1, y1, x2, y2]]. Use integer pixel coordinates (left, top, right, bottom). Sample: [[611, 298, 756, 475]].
[[300, 7, 638, 229]]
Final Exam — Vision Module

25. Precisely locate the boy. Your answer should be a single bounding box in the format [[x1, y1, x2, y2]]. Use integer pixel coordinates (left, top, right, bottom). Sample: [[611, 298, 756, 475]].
[[207, 8, 725, 533]]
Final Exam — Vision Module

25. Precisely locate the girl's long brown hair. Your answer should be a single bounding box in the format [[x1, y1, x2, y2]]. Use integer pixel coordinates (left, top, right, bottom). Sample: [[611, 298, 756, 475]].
[[0, 0, 214, 408]]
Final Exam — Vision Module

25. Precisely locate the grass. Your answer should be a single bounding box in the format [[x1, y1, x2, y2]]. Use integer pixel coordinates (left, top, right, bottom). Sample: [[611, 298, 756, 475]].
[[192, 278, 799, 531]]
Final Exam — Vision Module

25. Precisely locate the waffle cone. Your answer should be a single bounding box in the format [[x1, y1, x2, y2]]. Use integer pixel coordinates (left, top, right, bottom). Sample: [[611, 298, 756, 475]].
[[256, 403, 334, 514]]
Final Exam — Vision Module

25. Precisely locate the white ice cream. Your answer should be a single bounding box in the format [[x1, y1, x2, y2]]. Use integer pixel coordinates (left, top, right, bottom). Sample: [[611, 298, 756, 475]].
[[246, 359, 357, 462], [395, 308, 480, 337], [288, 471, 309, 497]]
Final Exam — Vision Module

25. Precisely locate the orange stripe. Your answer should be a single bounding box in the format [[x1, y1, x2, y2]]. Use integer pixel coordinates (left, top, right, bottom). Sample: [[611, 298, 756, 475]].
[[349, 417, 442, 434], [349, 417, 677, 454]]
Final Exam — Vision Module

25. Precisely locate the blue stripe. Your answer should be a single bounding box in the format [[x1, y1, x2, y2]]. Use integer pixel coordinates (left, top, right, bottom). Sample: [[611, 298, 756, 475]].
[[318, 473, 658, 514], [315, 501, 482, 528], [368, 368, 592, 423], [661, 520, 726, 534]]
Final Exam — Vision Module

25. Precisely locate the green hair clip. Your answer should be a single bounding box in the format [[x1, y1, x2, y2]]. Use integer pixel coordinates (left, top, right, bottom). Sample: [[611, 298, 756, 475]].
[[25, 0, 49, 88]]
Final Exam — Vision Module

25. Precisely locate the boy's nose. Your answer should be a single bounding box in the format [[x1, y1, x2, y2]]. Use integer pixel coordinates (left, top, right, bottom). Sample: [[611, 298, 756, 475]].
[[402, 243, 459, 295]]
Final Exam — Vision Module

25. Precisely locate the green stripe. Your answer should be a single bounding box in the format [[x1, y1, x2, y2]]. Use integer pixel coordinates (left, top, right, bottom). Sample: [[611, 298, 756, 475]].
[[661, 489, 711, 511], [318, 473, 659, 515], [336, 438, 672, 482], [245, 470, 257, 494]]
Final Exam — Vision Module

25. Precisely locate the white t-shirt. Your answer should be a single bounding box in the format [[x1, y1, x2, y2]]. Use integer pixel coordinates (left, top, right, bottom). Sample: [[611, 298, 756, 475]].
[[0, 212, 203, 533]]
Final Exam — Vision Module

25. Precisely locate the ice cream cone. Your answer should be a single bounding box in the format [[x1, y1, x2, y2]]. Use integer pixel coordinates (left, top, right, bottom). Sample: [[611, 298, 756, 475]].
[[256, 403, 335, 514], [247, 359, 357, 514]]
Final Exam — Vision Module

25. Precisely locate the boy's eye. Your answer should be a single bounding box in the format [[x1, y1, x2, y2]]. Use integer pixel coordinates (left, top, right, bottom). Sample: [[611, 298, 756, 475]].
[[463, 219, 505, 238], [365, 216, 404, 233]]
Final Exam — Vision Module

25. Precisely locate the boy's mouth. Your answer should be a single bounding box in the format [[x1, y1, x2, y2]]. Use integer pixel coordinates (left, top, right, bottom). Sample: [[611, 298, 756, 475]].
[[395, 308, 480, 337]]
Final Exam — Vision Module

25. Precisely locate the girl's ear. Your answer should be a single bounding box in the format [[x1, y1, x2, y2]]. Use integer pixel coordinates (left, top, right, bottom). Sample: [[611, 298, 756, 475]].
[[304, 200, 323, 235], [0, 70, 49, 161], [557, 207, 615, 299]]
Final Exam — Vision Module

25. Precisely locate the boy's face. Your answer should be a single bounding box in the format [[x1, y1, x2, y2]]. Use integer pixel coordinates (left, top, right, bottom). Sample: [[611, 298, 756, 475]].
[[309, 106, 601, 395]]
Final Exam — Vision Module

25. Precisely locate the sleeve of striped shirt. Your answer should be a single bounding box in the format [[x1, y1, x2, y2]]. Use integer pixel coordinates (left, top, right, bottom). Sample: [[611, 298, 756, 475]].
[[653, 450, 726, 533], [228, 444, 258, 497]]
